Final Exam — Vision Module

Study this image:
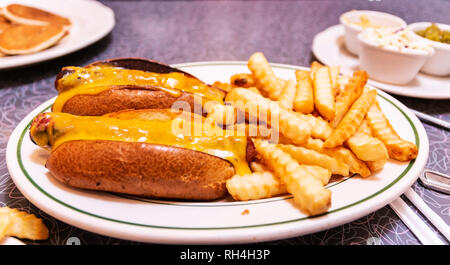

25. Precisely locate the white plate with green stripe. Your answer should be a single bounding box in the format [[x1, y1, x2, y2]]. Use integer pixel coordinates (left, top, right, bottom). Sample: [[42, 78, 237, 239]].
[[6, 62, 429, 244]]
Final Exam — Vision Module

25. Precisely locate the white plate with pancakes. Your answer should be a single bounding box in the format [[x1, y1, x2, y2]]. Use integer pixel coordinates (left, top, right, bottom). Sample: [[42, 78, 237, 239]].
[[0, 0, 115, 69], [6, 62, 429, 244]]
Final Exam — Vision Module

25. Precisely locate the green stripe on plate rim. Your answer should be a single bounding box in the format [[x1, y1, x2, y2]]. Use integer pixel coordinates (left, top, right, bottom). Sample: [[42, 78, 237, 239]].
[[16, 64, 419, 230]]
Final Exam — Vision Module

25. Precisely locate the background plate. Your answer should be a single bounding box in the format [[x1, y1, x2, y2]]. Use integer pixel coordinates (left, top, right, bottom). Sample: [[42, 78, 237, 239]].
[[0, 0, 115, 69], [6, 62, 429, 244], [312, 25, 450, 99]]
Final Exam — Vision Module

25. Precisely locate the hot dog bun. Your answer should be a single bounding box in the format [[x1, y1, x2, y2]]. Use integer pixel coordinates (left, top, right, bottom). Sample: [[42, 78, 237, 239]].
[[61, 86, 196, 116], [47, 140, 235, 200]]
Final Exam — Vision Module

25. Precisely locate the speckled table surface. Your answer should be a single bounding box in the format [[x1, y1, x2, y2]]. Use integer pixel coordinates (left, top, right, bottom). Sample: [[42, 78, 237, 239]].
[[0, 0, 449, 245]]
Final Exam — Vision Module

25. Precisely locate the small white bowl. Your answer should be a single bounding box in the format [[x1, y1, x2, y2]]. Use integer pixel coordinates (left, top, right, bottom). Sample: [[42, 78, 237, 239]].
[[340, 10, 407, 56], [357, 32, 434, 85], [409, 22, 450, 76]]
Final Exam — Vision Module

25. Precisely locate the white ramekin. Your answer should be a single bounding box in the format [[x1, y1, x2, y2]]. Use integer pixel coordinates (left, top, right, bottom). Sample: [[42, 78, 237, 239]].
[[340, 10, 407, 56], [409, 22, 450, 76], [357, 32, 434, 85]]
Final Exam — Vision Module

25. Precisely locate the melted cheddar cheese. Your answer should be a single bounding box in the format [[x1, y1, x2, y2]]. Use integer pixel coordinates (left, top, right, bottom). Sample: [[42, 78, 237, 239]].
[[31, 112, 251, 175], [53, 65, 225, 112]]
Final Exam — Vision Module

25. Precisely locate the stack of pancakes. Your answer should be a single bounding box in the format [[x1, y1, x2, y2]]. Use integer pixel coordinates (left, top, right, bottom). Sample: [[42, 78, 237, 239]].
[[0, 4, 71, 56]]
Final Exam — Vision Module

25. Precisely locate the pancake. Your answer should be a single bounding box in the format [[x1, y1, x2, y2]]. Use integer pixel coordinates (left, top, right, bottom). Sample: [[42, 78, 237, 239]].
[[3, 4, 71, 28], [0, 14, 11, 34], [0, 23, 67, 55]]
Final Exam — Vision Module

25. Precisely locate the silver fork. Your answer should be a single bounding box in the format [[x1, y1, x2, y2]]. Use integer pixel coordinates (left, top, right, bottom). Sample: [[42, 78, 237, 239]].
[[419, 169, 450, 195]]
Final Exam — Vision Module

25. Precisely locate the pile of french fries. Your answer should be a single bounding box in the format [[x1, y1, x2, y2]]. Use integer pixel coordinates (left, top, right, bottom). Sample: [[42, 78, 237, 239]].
[[211, 52, 418, 216]]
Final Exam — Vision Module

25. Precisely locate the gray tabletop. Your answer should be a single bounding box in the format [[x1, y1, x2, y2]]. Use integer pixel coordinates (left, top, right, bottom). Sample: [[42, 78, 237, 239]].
[[0, 0, 449, 245]]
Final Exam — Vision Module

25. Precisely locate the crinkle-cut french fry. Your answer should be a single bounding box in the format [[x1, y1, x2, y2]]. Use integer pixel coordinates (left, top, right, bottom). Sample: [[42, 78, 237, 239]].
[[310, 61, 324, 79], [324, 89, 377, 148], [337, 74, 351, 86], [279, 144, 349, 177], [301, 138, 371, 177], [366, 102, 418, 161], [247, 52, 284, 100], [330, 71, 368, 128], [346, 132, 388, 161], [294, 70, 314, 114], [212, 81, 233, 93], [329, 66, 340, 96], [249, 77, 268, 96], [277, 133, 295, 145], [356, 119, 372, 135], [278, 79, 296, 110], [366, 159, 387, 172], [329, 146, 372, 177], [226, 172, 287, 201], [336, 74, 351, 96], [250, 161, 268, 172], [204, 101, 237, 126], [313, 66, 335, 121], [0, 207, 49, 240], [226, 123, 274, 139], [230, 73, 256, 88], [347, 117, 389, 169], [225, 88, 311, 145], [254, 140, 331, 215], [247, 86, 262, 95], [299, 113, 332, 140], [300, 137, 326, 152]]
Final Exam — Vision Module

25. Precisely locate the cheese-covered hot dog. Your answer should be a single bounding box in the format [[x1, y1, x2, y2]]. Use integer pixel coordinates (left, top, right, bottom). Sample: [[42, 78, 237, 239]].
[[30, 109, 255, 200], [53, 58, 225, 116]]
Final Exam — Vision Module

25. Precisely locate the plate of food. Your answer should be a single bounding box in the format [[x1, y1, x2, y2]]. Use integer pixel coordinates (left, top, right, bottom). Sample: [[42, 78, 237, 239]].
[[0, 0, 114, 69], [312, 10, 450, 99], [6, 53, 428, 244]]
